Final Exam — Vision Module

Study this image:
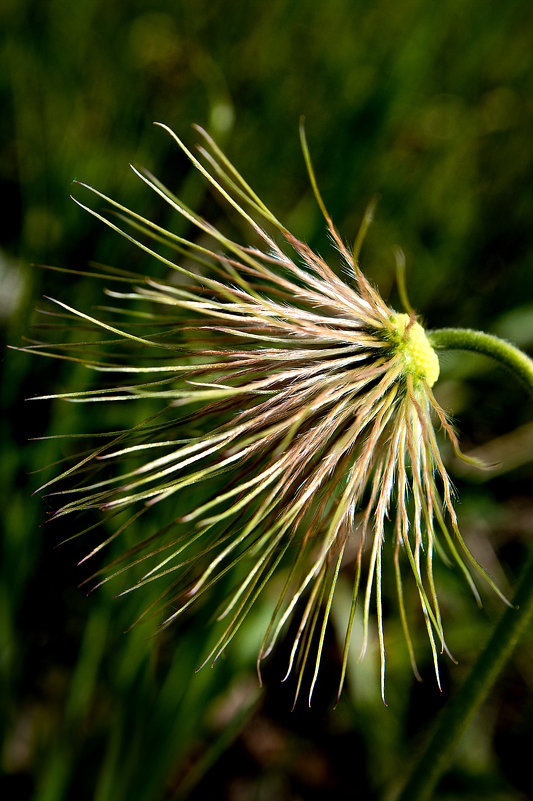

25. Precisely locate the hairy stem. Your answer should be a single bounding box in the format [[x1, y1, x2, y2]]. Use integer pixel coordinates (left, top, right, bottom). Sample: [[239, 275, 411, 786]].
[[429, 327, 533, 393], [394, 327, 533, 801]]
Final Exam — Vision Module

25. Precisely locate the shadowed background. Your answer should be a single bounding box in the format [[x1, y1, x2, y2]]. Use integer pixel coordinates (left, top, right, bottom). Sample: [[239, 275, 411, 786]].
[[2, 1, 533, 799]]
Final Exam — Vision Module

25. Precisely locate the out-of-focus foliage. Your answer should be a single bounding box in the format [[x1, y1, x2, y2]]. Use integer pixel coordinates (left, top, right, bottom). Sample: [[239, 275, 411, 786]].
[[1, 1, 533, 799]]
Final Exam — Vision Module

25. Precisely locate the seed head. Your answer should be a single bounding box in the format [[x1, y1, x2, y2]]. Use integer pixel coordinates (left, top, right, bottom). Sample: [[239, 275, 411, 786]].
[[31, 123, 504, 706]]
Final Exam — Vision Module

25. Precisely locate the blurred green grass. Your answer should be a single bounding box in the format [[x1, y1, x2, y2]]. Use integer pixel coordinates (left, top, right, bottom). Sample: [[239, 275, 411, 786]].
[[2, 1, 533, 799]]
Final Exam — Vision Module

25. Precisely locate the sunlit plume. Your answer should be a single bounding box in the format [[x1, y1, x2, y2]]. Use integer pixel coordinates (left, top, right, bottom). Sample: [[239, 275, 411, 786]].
[[28, 123, 505, 705]]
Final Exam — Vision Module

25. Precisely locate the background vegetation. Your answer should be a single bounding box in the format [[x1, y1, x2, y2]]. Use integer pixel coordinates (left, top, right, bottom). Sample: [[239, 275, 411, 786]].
[[2, 1, 533, 798]]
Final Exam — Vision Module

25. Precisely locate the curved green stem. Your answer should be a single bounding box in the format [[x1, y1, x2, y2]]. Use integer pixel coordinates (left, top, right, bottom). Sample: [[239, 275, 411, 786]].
[[429, 327, 533, 394], [394, 327, 533, 801]]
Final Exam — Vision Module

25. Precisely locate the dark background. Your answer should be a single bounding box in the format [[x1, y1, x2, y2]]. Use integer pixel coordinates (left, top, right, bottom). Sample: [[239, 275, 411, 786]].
[[2, 1, 533, 799]]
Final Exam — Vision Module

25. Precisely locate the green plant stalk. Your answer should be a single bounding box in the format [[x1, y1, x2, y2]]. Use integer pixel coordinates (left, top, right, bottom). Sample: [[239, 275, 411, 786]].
[[394, 327, 533, 801], [394, 548, 533, 801], [430, 327, 533, 391]]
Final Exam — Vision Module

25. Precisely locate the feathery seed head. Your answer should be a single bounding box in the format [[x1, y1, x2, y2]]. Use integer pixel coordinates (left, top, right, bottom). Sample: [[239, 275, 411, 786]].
[[30, 123, 504, 706]]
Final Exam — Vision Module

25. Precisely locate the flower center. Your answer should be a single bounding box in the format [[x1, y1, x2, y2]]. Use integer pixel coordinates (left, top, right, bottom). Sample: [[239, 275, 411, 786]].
[[391, 313, 440, 387]]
